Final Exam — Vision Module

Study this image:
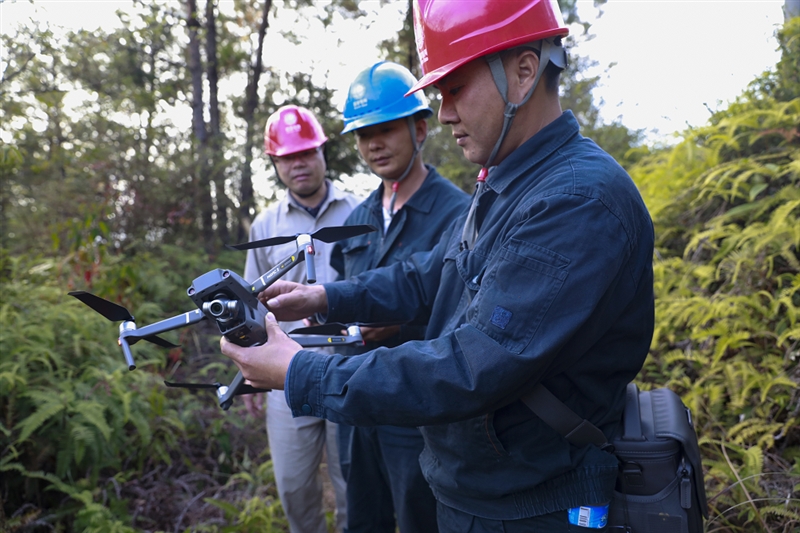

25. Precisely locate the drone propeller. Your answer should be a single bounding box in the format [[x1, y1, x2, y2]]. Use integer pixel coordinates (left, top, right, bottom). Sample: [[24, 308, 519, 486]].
[[311, 225, 377, 243], [163, 381, 222, 390], [226, 224, 376, 251], [163, 379, 266, 395], [69, 291, 134, 322], [68, 291, 180, 349]]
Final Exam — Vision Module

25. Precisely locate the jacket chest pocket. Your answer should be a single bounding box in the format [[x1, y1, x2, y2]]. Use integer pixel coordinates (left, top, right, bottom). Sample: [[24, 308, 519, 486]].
[[340, 234, 374, 275], [465, 238, 570, 354]]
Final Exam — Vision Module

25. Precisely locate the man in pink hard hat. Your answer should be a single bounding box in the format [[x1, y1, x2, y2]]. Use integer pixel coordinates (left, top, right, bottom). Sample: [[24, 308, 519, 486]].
[[224, 2, 655, 531], [242, 105, 360, 533]]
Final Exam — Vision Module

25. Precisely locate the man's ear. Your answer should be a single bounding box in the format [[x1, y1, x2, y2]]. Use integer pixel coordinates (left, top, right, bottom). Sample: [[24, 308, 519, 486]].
[[415, 118, 428, 145], [508, 48, 540, 104]]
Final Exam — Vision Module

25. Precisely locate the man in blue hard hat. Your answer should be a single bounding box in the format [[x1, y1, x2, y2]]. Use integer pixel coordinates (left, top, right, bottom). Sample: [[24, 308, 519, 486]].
[[331, 61, 469, 533]]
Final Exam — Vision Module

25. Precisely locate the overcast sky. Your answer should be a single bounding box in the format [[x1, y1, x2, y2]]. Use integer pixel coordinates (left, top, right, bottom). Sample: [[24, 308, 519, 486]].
[[0, 0, 787, 145], [575, 1, 785, 142]]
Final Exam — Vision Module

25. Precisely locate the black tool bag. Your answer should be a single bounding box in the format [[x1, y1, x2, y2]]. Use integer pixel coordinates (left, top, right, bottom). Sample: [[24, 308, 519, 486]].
[[521, 383, 708, 532]]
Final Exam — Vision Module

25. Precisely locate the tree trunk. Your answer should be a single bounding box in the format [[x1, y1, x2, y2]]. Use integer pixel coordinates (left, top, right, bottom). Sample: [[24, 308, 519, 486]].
[[205, 0, 228, 244], [185, 0, 215, 251], [238, 0, 272, 242]]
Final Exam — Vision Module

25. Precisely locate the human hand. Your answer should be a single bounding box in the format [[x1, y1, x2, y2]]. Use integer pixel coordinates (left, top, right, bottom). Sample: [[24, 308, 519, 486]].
[[359, 325, 402, 343], [257, 280, 328, 322], [241, 392, 264, 418], [220, 312, 301, 390]]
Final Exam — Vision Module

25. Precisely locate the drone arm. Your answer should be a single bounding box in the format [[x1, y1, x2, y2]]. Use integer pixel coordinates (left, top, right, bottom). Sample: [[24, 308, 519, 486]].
[[123, 309, 207, 345], [289, 330, 363, 347], [249, 249, 304, 294], [218, 371, 270, 411]]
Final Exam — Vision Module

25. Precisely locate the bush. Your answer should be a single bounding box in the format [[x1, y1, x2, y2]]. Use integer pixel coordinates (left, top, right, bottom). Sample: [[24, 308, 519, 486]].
[[630, 83, 800, 531], [0, 249, 286, 532]]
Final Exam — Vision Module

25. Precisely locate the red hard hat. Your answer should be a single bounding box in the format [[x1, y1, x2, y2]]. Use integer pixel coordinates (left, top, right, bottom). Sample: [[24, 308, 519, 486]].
[[264, 105, 327, 157], [409, 0, 569, 93]]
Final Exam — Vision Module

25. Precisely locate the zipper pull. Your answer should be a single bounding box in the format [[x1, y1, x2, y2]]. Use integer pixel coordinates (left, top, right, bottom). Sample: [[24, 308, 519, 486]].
[[680, 463, 692, 509]]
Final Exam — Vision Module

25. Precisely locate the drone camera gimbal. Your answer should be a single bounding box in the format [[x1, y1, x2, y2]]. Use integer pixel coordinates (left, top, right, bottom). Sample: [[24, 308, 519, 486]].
[[70, 224, 376, 410], [189, 268, 269, 348]]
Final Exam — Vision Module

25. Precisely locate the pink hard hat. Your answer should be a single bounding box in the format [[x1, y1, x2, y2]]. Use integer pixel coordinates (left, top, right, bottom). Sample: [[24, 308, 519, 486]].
[[264, 105, 327, 156]]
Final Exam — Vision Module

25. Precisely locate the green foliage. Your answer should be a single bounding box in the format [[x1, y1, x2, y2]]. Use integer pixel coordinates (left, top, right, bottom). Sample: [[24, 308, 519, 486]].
[[0, 247, 287, 531], [2, 3, 796, 532], [630, 20, 800, 531], [0, 252, 176, 518], [202, 475, 288, 533]]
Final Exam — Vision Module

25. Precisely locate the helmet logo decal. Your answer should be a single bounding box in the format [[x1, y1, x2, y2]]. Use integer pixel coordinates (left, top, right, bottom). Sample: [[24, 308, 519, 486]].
[[283, 111, 301, 134], [350, 84, 368, 110], [350, 84, 366, 99]]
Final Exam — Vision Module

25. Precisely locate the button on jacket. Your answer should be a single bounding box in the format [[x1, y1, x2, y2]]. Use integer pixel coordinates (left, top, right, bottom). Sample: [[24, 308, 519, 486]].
[[331, 166, 470, 348], [284, 112, 655, 520]]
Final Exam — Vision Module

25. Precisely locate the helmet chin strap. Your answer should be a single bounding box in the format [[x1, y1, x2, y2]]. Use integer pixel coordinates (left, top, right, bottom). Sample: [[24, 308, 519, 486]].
[[461, 39, 560, 251], [386, 115, 426, 216]]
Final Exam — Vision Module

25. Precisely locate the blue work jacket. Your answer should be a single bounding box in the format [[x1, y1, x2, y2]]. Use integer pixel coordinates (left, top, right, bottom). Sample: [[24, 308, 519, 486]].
[[331, 166, 470, 349], [285, 111, 655, 519]]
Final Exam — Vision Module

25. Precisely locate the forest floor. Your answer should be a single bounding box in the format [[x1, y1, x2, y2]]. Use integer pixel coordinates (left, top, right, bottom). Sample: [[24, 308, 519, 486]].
[[114, 320, 340, 532]]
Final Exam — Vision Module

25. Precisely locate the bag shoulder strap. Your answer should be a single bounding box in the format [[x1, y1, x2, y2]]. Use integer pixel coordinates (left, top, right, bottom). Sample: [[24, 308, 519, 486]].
[[519, 383, 609, 448]]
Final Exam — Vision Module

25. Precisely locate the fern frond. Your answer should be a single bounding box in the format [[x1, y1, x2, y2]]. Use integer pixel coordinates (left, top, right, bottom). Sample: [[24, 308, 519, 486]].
[[15, 397, 67, 442]]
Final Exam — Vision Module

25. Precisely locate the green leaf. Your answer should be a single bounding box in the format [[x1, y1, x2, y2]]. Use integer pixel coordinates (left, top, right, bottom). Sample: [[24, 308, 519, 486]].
[[74, 400, 112, 442], [204, 498, 242, 518], [16, 398, 66, 443], [748, 182, 768, 201]]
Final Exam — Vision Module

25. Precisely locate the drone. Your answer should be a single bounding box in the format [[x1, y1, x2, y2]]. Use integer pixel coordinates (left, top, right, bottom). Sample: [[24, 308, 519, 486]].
[[69, 224, 376, 410]]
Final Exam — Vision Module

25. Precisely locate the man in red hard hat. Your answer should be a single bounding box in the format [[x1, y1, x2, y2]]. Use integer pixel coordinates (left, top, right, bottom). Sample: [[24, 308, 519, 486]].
[[242, 105, 361, 533], [223, 2, 655, 531]]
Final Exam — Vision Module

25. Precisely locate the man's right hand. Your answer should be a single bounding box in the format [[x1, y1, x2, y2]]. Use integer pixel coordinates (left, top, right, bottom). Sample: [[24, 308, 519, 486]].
[[258, 280, 328, 322]]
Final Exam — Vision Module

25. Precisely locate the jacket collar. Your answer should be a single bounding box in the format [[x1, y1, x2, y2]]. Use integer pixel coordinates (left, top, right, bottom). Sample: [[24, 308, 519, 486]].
[[368, 165, 442, 215], [280, 179, 344, 215], [485, 110, 580, 195]]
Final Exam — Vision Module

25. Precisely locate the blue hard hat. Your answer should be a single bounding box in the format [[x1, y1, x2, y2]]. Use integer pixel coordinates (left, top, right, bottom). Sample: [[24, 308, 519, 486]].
[[341, 61, 433, 134]]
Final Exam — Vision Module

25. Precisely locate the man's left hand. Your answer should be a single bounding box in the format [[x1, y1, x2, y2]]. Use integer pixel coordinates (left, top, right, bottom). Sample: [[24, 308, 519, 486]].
[[220, 312, 301, 390]]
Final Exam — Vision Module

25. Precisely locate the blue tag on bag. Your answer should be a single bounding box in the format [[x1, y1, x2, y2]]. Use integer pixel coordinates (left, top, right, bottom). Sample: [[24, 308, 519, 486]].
[[567, 503, 609, 529]]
